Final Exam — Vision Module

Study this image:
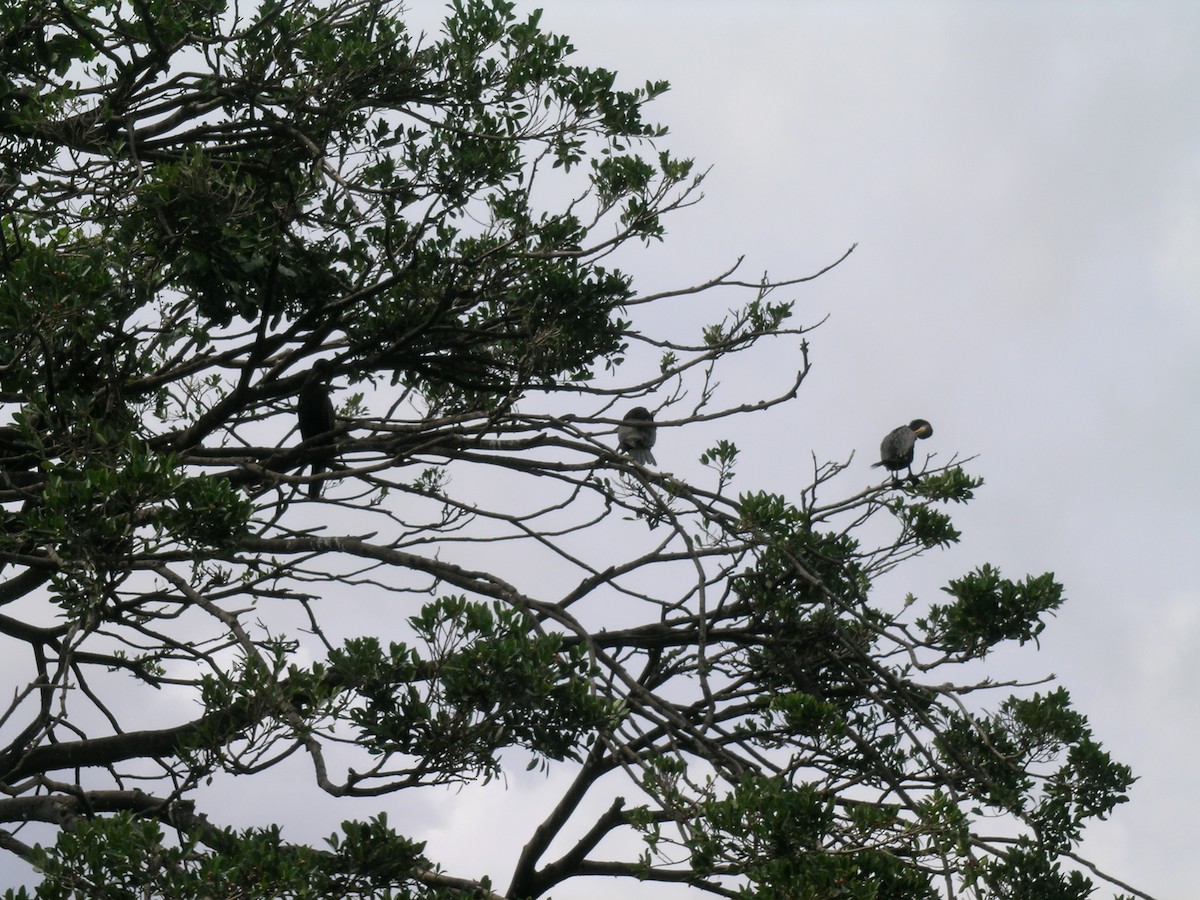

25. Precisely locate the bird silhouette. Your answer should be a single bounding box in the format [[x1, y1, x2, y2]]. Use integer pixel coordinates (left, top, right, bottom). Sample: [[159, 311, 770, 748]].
[[872, 418, 933, 485], [297, 366, 336, 498], [617, 406, 657, 466]]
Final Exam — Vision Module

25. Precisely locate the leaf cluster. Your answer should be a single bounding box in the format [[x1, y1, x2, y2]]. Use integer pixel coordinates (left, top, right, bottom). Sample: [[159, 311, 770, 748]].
[[321, 597, 610, 786]]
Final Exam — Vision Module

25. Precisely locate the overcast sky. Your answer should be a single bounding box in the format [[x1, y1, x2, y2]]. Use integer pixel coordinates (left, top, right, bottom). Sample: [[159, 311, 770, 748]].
[[461, 2, 1197, 896]]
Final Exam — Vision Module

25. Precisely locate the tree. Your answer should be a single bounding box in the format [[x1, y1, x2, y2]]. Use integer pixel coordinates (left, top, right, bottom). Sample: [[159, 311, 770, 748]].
[[0, 1, 1151, 898]]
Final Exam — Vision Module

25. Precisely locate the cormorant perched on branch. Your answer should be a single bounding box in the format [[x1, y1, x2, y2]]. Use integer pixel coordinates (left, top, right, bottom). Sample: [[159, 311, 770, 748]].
[[617, 407, 657, 466], [297, 366, 336, 498], [873, 418, 933, 485]]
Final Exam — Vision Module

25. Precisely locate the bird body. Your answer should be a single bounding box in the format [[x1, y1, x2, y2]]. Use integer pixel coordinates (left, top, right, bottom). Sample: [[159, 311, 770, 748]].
[[617, 406, 657, 466], [298, 373, 336, 497], [873, 418, 933, 483]]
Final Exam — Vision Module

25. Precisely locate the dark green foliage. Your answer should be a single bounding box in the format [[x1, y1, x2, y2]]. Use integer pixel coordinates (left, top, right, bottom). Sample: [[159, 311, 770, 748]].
[[685, 777, 938, 899], [936, 687, 1134, 858], [17, 811, 434, 900], [912, 465, 983, 503], [735, 490, 870, 608], [898, 499, 962, 548], [977, 838, 1097, 900], [923, 565, 1065, 657], [890, 467, 983, 548], [0, 229, 137, 404], [326, 598, 610, 782]]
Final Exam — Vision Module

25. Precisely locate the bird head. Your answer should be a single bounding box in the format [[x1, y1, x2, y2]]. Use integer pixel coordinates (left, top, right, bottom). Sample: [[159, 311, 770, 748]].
[[909, 419, 933, 439]]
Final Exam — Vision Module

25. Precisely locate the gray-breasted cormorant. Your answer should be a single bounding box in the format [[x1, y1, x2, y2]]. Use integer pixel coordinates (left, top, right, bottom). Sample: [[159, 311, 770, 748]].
[[617, 407, 657, 466], [873, 418, 933, 485], [297, 367, 336, 498]]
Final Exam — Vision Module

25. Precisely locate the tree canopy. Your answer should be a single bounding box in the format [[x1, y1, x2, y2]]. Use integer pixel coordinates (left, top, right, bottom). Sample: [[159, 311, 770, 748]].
[[0, 1, 1152, 898]]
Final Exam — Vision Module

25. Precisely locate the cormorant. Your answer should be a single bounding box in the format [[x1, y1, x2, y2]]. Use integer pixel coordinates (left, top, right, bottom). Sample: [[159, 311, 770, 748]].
[[297, 366, 336, 498], [617, 406, 657, 466], [873, 418, 933, 485]]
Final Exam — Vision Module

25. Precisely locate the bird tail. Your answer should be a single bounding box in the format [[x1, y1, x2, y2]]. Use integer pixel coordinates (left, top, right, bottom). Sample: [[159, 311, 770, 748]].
[[870, 460, 885, 468], [630, 448, 656, 466], [309, 463, 325, 498]]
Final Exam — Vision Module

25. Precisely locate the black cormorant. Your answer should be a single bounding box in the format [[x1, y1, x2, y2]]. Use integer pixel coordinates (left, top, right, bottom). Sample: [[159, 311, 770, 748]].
[[617, 406, 657, 466], [297, 366, 336, 498], [873, 418, 933, 485]]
